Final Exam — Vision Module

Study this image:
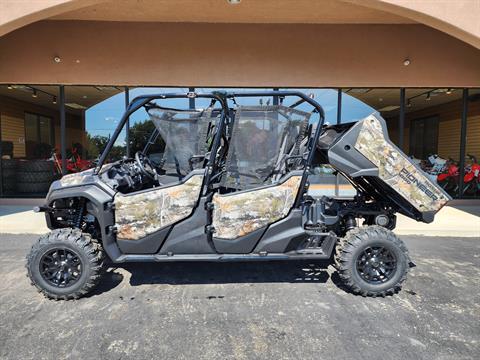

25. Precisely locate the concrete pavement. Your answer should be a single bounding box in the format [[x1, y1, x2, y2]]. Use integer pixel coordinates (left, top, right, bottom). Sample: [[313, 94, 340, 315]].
[[1, 203, 478, 237], [0, 234, 478, 359]]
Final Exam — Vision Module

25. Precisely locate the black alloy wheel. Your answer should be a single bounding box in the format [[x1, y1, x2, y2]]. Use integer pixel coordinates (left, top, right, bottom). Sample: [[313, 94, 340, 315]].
[[27, 228, 105, 300], [40, 248, 82, 288], [355, 246, 397, 284], [335, 226, 409, 297]]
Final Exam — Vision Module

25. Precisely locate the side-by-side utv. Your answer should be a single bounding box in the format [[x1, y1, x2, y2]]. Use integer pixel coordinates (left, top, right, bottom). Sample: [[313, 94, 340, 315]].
[[26, 91, 450, 299]]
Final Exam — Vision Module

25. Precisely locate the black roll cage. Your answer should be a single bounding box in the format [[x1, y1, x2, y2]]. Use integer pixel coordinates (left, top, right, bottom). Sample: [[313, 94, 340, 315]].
[[94, 91, 326, 204]]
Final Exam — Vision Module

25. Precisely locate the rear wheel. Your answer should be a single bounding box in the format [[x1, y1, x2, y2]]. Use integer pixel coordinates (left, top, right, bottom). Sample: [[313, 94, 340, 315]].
[[26, 228, 105, 300], [335, 226, 409, 297]]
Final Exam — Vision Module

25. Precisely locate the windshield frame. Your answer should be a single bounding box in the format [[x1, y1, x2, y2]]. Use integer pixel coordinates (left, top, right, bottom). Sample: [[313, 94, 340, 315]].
[[94, 92, 229, 174]]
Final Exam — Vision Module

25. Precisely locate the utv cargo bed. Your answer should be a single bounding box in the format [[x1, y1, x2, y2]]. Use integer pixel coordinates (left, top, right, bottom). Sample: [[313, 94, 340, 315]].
[[317, 113, 451, 223]]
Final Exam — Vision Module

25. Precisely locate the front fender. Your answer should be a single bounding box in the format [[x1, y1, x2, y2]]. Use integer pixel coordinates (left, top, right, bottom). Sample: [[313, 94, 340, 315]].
[[45, 183, 121, 261]]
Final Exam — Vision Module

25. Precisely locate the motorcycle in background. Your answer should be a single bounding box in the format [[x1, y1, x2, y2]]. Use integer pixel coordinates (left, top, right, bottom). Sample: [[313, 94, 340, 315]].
[[436, 158, 459, 194], [463, 154, 480, 196], [52, 145, 92, 175], [436, 154, 479, 196]]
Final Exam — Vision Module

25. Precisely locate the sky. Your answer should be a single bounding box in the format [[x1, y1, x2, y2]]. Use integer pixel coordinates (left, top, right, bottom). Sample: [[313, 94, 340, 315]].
[[85, 87, 375, 144]]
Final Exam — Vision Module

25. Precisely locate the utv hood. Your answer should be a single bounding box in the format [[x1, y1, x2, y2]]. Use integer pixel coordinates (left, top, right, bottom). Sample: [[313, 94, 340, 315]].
[[319, 113, 451, 223], [48, 169, 97, 194]]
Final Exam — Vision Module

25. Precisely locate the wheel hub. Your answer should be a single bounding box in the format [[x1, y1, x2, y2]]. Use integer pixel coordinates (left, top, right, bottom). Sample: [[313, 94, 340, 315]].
[[39, 248, 82, 288], [356, 246, 397, 284]]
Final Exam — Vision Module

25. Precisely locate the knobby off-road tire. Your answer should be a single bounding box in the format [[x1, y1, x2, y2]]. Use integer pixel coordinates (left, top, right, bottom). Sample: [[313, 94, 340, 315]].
[[26, 228, 105, 300], [18, 160, 54, 173], [17, 171, 53, 183], [335, 226, 409, 297], [1, 159, 17, 170], [17, 181, 52, 194]]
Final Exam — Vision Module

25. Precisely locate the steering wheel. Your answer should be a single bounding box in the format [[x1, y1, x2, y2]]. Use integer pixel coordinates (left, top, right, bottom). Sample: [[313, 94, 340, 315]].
[[135, 151, 157, 180]]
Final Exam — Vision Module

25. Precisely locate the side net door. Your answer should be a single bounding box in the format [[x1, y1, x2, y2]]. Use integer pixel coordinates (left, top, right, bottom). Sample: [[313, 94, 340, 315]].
[[211, 105, 310, 251], [114, 106, 218, 241]]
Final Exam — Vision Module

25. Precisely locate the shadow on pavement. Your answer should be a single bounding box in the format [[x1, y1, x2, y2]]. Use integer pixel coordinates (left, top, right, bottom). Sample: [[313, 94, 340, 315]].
[[117, 260, 331, 287], [450, 204, 480, 217], [0, 206, 34, 216], [86, 269, 125, 298]]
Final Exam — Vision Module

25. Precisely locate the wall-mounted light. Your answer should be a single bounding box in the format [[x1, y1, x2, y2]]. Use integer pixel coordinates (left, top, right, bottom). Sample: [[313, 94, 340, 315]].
[[426, 92, 431, 101], [53, 56, 62, 63], [227, 0, 241, 4], [446, 88, 452, 94], [7, 84, 13, 89], [407, 99, 412, 107], [52, 96, 57, 104], [403, 58, 411, 66], [32, 89, 38, 98]]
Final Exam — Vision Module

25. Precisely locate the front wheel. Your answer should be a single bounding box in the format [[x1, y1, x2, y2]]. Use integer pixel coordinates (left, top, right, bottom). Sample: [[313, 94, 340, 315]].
[[334, 226, 410, 297], [26, 228, 105, 300]]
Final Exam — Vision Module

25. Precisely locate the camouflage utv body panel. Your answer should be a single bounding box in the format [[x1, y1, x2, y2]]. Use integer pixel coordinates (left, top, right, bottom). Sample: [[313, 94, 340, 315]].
[[114, 175, 203, 240], [354, 115, 449, 212], [59, 169, 95, 186], [212, 176, 302, 240]]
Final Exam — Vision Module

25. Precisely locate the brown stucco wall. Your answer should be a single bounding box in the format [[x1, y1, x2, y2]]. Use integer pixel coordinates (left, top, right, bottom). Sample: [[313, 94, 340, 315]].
[[1, 0, 479, 50], [345, 0, 480, 50], [0, 21, 479, 87]]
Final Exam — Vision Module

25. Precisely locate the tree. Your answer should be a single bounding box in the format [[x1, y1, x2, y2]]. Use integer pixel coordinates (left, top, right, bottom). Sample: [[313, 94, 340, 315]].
[[128, 120, 165, 154], [85, 133, 125, 162]]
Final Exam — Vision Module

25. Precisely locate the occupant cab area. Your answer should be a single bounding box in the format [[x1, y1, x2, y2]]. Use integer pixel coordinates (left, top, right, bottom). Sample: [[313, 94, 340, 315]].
[[94, 91, 325, 259]]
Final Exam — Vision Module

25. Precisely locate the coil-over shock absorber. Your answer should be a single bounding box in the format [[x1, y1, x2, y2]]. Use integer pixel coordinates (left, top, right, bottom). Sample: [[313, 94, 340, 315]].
[[344, 215, 357, 231], [74, 198, 86, 229]]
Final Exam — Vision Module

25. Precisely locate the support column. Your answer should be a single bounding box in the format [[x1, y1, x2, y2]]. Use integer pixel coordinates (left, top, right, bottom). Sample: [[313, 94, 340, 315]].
[[458, 88, 469, 197], [59, 85, 67, 175], [0, 111, 3, 197], [273, 87, 279, 105], [399, 88, 405, 150], [125, 87, 130, 158], [189, 87, 195, 109], [335, 89, 342, 197]]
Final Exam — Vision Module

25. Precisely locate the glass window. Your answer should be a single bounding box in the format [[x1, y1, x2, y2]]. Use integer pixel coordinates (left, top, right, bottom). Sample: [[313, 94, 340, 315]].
[[275, 88, 343, 197], [193, 87, 274, 110], [405, 88, 463, 198], [127, 87, 190, 158], [465, 88, 480, 198], [279, 88, 338, 125], [341, 89, 401, 145], [0, 85, 59, 197], [24, 113, 54, 159], [65, 86, 127, 167]]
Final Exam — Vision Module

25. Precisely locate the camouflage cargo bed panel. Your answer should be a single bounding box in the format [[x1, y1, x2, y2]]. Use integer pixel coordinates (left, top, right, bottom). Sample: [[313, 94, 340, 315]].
[[353, 115, 449, 216]]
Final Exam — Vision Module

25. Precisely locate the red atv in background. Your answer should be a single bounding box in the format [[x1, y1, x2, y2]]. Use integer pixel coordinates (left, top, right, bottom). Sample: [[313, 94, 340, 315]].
[[463, 154, 480, 196], [52, 144, 92, 175], [437, 158, 459, 194], [437, 154, 479, 196]]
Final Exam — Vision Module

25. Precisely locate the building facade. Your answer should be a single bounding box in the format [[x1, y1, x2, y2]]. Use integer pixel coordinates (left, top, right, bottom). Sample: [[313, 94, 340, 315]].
[[0, 0, 479, 198]]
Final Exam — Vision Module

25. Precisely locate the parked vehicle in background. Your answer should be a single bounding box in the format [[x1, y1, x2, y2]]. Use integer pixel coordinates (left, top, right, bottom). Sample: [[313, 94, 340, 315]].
[[52, 144, 93, 175], [463, 154, 480, 196], [436, 154, 479, 196], [437, 158, 459, 194]]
